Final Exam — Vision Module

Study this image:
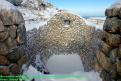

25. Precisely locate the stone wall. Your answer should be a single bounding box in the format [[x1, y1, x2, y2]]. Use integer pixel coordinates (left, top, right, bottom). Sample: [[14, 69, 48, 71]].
[[96, 6, 121, 81], [0, 1, 28, 75], [35, 11, 98, 72]]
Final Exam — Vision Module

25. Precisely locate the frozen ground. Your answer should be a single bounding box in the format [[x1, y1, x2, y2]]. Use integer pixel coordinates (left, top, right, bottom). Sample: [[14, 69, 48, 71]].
[[23, 53, 102, 81]]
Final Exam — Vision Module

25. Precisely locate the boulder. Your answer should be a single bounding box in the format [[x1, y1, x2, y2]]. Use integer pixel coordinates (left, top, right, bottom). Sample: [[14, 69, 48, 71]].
[[96, 51, 112, 72], [103, 17, 121, 34], [98, 41, 112, 56], [102, 32, 121, 47], [105, 8, 120, 17]]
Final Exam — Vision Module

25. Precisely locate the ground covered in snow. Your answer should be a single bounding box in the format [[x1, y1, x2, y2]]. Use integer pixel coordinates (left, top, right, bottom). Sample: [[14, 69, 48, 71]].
[[23, 65, 102, 81]]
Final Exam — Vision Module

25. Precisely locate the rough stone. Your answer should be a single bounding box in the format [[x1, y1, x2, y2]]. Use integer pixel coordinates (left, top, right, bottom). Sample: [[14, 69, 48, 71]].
[[0, 67, 10, 76], [0, 1, 27, 76], [0, 55, 9, 65], [102, 32, 121, 47], [105, 8, 120, 17], [98, 41, 112, 56], [96, 51, 112, 72], [103, 17, 121, 34], [9, 64, 21, 75]]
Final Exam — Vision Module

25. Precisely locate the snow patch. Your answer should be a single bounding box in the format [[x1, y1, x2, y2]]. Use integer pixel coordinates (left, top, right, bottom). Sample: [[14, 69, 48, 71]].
[[18, 7, 58, 31], [23, 65, 102, 81], [0, 0, 16, 10], [84, 19, 103, 30], [46, 54, 84, 74], [109, 0, 121, 9]]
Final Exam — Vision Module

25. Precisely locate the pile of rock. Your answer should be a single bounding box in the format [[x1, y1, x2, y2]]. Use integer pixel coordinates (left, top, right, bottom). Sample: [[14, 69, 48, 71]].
[[96, 5, 121, 81], [36, 11, 97, 71], [0, 1, 28, 76]]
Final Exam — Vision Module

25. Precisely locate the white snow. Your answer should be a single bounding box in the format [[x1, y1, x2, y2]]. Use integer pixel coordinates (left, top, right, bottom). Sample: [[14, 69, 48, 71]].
[[90, 17, 105, 21], [23, 52, 102, 81], [46, 54, 84, 74], [84, 19, 103, 30], [109, 0, 121, 9], [18, 7, 58, 31], [0, 0, 16, 10], [23, 58, 102, 81]]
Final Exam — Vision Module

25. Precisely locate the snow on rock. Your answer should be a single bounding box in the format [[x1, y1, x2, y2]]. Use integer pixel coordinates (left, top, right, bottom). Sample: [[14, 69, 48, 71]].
[[0, 0, 16, 10], [18, 6, 58, 31], [109, 0, 121, 9]]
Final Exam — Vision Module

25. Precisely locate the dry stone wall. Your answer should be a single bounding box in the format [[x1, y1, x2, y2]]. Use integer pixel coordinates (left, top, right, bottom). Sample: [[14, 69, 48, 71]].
[[96, 6, 121, 81], [36, 11, 98, 72], [0, 1, 28, 76]]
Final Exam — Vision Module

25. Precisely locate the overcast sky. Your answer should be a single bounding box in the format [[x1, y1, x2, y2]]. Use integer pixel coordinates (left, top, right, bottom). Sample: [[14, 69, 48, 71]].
[[48, 0, 116, 17]]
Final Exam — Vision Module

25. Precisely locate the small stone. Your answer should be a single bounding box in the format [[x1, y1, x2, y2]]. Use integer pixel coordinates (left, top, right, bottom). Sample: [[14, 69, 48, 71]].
[[0, 31, 9, 42], [0, 67, 10, 76], [98, 41, 112, 56], [0, 19, 4, 32], [110, 48, 118, 63], [9, 64, 21, 75], [96, 51, 112, 72], [5, 37, 17, 49], [0, 43, 9, 56], [0, 55, 9, 65], [117, 60, 121, 76], [17, 55, 28, 67], [7, 49, 20, 63], [9, 25, 17, 39]]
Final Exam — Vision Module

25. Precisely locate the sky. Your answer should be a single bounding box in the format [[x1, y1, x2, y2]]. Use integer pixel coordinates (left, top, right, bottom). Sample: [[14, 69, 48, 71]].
[[48, 0, 116, 17]]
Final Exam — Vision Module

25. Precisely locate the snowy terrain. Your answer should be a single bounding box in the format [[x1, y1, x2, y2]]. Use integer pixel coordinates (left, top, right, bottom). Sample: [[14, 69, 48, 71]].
[[18, 6, 58, 31], [0, 0, 16, 10]]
